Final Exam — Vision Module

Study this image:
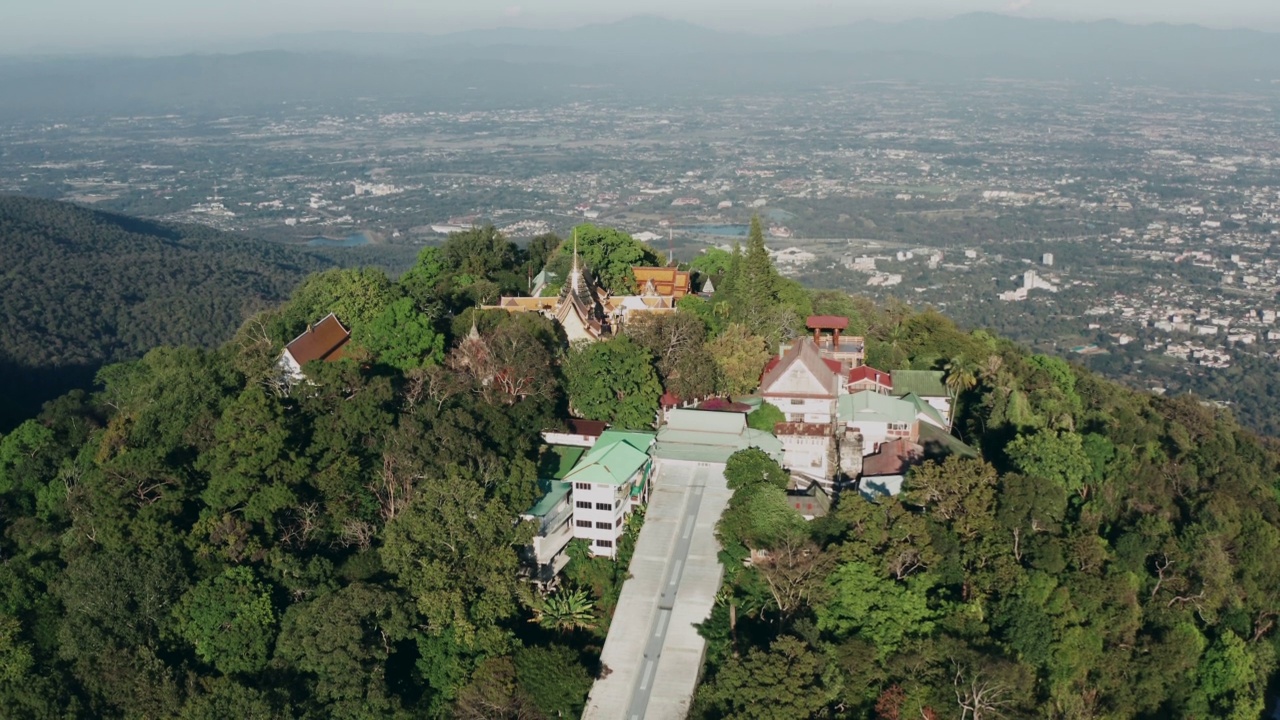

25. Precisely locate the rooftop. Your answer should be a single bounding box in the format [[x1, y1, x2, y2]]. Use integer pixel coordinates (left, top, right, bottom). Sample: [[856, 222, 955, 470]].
[[849, 365, 892, 387], [284, 313, 350, 365], [563, 430, 655, 486], [838, 391, 920, 424], [900, 392, 945, 427], [891, 369, 948, 398], [655, 409, 784, 464], [760, 339, 843, 397], [806, 314, 850, 330], [526, 479, 572, 517], [862, 438, 924, 477], [632, 266, 692, 299]]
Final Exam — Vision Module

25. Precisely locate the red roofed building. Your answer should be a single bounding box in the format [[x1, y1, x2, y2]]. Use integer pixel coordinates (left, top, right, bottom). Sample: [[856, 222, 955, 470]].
[[277, 313, 350, 384], [848, 366, 893, 395], [697, 397, 754, 414]]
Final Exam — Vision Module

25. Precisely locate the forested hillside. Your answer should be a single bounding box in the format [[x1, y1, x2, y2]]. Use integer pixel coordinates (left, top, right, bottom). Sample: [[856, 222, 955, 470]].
[[1, 219, 1279, 718], [695, 305, 1280, 718], [0, 195, 333, 431]]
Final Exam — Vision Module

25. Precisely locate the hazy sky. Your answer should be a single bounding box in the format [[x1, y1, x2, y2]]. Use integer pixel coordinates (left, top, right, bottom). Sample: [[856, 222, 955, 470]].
[[6, 0, 1280, 53]]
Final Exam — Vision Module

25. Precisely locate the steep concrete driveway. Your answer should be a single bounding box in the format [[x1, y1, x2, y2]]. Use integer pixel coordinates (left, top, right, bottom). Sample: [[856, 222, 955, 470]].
[[583, 460, 731, 720]]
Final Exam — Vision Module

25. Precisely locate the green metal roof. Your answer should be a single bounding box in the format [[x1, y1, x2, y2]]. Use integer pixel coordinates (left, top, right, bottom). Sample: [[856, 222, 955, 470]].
[[918, 423, 978, 458], [526, 479, 571, 517], [596, 429, 656, 452], [891, 370, 947, 398], [838, 391, 920, 424], [653, 409, 785, 464], [562, 430, 654, 486], [666, 408, 748, 434], [900, 392, 945, 427]]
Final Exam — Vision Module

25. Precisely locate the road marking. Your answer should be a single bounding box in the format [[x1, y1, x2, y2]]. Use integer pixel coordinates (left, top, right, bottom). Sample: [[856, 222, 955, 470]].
[[639, 660, 656, 691], [654, 609, 671, 638], [681, 514, 696, 540], [669, 559, 684, 586]]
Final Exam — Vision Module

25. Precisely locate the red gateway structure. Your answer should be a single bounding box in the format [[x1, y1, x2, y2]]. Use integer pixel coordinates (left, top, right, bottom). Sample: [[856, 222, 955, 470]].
[[806, 315, 865, 367]]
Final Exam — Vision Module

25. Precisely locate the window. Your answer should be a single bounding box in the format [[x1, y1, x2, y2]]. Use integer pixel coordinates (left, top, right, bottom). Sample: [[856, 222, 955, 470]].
[[596, 539, 613, 548], [595, 521, 612, 530], [888, 422, 908, 432], [576, 519, 592, 528], [790, 399, 805, 405], [574, 482, 591, 491], [595, 502, 611, 511], [575, 501, 592, 509]]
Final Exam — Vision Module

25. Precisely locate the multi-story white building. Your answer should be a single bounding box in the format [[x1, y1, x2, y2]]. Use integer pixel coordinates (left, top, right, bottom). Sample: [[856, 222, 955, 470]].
[[561, 430, 655, 559]]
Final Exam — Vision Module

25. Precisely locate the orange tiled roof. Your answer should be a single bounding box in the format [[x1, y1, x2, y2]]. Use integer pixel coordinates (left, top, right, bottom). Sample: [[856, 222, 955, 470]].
[[632, 266, 691, 299]]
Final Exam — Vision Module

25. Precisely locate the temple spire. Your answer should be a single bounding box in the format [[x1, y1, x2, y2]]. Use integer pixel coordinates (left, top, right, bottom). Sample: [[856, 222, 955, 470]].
[[569, 229, 583, 292]]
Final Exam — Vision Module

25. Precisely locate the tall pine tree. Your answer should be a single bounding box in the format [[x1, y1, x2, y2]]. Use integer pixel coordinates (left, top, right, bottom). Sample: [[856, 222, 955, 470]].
[[719, 239, 743, 306], [734, 216, 781, 336]]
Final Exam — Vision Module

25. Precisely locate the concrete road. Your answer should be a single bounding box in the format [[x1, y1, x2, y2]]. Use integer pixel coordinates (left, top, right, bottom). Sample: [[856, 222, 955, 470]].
[[583, 460, 730, 720]]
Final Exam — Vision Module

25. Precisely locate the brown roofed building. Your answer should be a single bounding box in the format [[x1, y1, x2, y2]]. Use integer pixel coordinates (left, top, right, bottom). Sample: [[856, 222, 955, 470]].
[[858, 438, 925, 500], [277, 313, 351, 384]]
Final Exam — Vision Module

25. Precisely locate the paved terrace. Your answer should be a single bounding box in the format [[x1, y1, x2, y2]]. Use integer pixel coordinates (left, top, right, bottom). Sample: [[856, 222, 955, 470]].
[[582, 460, 731, 720]]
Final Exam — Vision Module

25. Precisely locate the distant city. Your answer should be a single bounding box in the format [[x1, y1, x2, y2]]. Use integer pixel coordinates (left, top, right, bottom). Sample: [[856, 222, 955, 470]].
[[3, 70, 1279, 429]]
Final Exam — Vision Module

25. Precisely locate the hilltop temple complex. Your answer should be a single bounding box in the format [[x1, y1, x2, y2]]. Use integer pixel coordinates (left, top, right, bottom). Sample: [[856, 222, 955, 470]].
[[484, 243, 690, 341]]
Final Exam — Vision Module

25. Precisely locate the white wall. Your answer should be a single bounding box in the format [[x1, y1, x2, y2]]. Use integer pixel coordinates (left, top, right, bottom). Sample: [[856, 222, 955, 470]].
[[924, 397, 952, 426], [779, 435, 831, 477], [845, 419, 914, 456], [769, 396, 835, 424], [571, 481, 631, 558]]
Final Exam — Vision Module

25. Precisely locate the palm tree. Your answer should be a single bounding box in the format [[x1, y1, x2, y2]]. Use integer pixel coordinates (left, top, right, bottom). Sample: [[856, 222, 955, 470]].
[[533, 588, 596, 632], [945, 355, 978, 397]]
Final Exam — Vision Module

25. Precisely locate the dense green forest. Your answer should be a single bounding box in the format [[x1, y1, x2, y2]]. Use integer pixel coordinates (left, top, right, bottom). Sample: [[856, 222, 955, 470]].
[[2, 216, 1280, 718], [0, 195, 341, 432]]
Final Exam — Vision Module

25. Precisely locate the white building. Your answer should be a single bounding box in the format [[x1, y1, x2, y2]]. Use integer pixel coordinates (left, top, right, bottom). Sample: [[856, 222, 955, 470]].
[[561, 430, 655, 559], [759, 340, 844, 424]]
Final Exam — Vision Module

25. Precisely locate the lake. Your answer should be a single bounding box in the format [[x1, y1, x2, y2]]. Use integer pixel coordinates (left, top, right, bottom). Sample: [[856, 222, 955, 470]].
[[307, 232, 371, 248]]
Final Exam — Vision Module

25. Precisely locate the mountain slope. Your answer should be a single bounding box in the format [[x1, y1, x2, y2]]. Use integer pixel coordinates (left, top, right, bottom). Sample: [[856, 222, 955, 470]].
[[0, 195, 332, 429]]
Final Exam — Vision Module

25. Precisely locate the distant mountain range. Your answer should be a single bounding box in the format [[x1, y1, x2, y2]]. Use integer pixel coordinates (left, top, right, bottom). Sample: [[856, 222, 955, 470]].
[[0, 13, 1276, 118], [222, 13, 1280, 67]]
